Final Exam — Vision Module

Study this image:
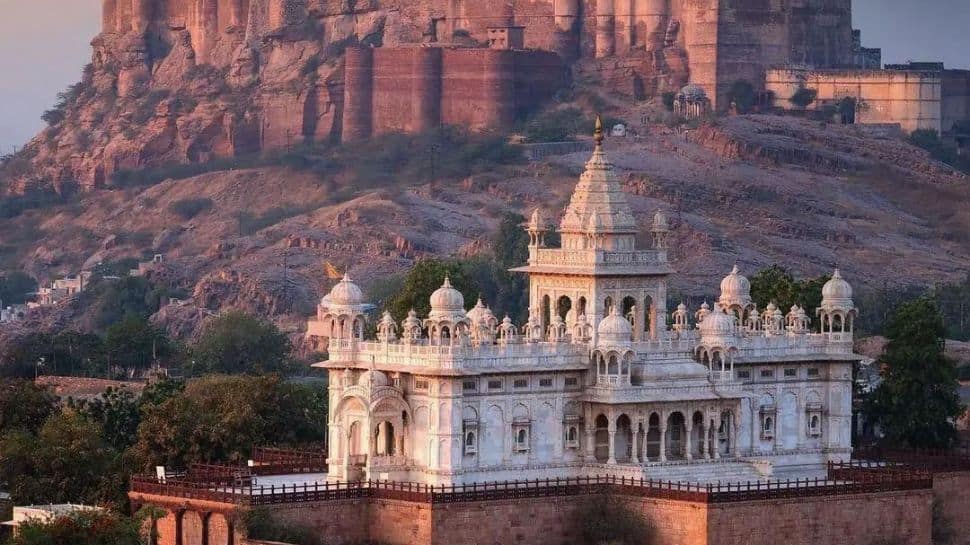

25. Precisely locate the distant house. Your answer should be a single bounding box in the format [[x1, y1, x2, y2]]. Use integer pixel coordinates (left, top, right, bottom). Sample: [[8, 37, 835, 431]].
[[0, 504, 101, 537], [958, 381, 970, 434]]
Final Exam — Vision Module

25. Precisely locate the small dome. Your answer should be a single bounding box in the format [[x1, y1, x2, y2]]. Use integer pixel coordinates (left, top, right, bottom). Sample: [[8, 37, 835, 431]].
[[821, 269, 854, 308], [699, 307, 737, 336], [652, 209, 669, 231], [326, 274, 364, 306], [719, 265, 752, 307], [597, 307, 632, 345], [357, 369, 390, 388], [679, 84, 708, 100], [430, 276, 465, 312], [466, 297, 488, 324], [677, 302, 687, 311]]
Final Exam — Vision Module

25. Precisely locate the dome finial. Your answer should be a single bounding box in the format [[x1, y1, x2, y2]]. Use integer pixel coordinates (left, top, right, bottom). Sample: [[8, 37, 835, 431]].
[[594, 115, 604, 149]]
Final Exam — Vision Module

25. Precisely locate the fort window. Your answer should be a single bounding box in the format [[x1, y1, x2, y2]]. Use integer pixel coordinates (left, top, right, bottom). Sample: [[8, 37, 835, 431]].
[[514, 428, 531, 452], [463, 380, 477, 391], [807, 368, 821, 377], [565, 377, 580, 388], [415, 379, 429, 390], [760, 404, 777, 440], [464, 431, 477, 455], [760, 369, 775, 378], [514, 379, 529, 389], [784, 368, 797, 378], [737, 370, 751, 379], [539, 378, 554, 388], [488, 380, 503, 390]]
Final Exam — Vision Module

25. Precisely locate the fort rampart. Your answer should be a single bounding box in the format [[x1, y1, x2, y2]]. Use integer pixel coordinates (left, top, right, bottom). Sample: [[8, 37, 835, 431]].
[[130, 464, 950, 545]]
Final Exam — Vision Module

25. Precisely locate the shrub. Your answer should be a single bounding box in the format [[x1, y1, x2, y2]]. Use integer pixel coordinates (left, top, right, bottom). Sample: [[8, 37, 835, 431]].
[[521, 107, 591, 143], [908, 129, 970, 174], [168, 197, 214, 220], [661, 91, 677, 111], [790, 87, 819, 109], [726, 80, 756, 113]]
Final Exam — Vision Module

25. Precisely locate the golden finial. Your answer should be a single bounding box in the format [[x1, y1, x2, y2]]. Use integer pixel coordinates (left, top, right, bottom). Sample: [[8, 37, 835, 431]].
[[594, 115, 604, 148]]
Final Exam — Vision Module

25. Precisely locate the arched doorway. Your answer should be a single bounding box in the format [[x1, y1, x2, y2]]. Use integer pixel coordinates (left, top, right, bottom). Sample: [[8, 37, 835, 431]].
[[615, 414, 633, 463], [594, 414, 610, 462], [666, 412, 686, 460], [646, 413, 661, 461], [691, 411, 705, 459]]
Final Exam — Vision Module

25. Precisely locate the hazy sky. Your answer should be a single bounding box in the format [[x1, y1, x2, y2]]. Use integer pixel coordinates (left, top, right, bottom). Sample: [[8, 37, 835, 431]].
[[0, 0, 968, 152]]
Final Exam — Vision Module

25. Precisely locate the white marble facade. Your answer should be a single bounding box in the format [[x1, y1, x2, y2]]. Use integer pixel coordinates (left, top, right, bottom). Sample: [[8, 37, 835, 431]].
[[310, 121, 860, 485]]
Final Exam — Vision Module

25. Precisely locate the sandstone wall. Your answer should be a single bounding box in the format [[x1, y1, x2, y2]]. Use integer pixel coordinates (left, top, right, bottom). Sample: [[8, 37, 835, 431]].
[[941, 70, 970, 136], [765, 68, 944, 133], [344, 46, 564, 142], [932, 472, 970, 545], [707, 490, 933, 545]]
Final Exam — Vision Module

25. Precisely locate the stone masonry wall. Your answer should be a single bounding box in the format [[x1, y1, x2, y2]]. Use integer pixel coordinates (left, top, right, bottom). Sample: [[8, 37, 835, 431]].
[[707, 490, 933, 545], [933, 472, 970, 545], [142, 487, 940, 545]]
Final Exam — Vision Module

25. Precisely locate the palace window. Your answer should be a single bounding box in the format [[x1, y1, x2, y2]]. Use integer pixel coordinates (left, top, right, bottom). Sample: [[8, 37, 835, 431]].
[[737, 370, 751, 379], [464, 431, 478, 455], [807, 368, 821, 377], [515, 428, 530, 452], [760, 369, 775, 379], [806, 403, 823, 437], [414, 379, 429, 390], [539, 378, 554, 388], [463, 380, 477, 391], [565, 426, 580, 449], [784, 368, 797, 378], [488, 380, 503, 391], [565, 377, 580, 388], [514, 379, 529, 389], [760, 406, 777, 440]]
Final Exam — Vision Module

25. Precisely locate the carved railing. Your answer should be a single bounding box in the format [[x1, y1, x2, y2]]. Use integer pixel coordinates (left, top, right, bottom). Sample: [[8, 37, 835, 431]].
[[131, 466, 931, 507]]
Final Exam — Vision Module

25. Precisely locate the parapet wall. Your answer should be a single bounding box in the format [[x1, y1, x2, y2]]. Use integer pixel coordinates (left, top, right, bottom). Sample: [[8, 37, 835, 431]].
[[137, 485, 938, 545]]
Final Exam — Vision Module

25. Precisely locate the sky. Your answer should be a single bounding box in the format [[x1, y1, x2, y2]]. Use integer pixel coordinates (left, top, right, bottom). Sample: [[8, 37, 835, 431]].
[[0, 0, 969, 152]]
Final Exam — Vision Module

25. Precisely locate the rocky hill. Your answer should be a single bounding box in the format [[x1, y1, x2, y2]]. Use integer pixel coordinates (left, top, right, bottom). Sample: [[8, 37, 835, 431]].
[[1, 112, 968, 340]]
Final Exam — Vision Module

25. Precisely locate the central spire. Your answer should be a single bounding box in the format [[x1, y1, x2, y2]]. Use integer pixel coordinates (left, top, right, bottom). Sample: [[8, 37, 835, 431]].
[[558, 116, 637, 240]]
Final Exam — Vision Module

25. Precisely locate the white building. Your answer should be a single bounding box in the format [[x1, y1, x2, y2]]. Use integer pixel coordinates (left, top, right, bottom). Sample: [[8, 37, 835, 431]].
[[311, 120, 860, 485], [1, 505, 102, 536]]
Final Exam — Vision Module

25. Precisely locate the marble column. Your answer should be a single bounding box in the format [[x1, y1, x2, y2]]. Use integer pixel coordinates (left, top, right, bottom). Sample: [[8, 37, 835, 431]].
[[607, 428, 617, 464], [685, 420, 693, 461], [659, 425, 667, 462], [701, 422, 710, 460], [714, 415, 722, 460], [585, 429, 596, 462]]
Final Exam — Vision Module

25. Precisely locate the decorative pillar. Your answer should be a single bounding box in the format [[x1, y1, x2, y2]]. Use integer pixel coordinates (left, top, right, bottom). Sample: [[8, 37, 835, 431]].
[[701, 421, 710, 460], [684, 419, 693, 461], [585, 428, 597, 462], [713, 415, 722, 460], [607, 425, 617, 465], [658, 425, 667, 462]]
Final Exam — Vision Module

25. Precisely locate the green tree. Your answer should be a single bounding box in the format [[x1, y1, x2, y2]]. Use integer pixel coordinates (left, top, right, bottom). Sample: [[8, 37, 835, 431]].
[[0, 410, 125, 506], [790, 86, 819, 109], [0, 331, 106, 379], [865, 298, 964, 449], [80, 276, 169, 331], [189, 311, 292, 375], [103, 315, 171, 376], [130, 375, 326, 470], [72, 387, 141, 451], [0, 380, 57, 435], [726, 80, 756, 113], [386, 259, 477, 324], [749, 265, 830, 320], [0, 271, 37, 305], [6, 508, 147, 545]]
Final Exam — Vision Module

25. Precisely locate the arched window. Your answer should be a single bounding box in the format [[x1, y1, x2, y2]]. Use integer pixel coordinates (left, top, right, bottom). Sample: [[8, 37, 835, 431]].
[[567, 427, 577, 441], [764, 417, 774, 433], [517, 429, 528, 446], [810, 415, 819, 430]]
